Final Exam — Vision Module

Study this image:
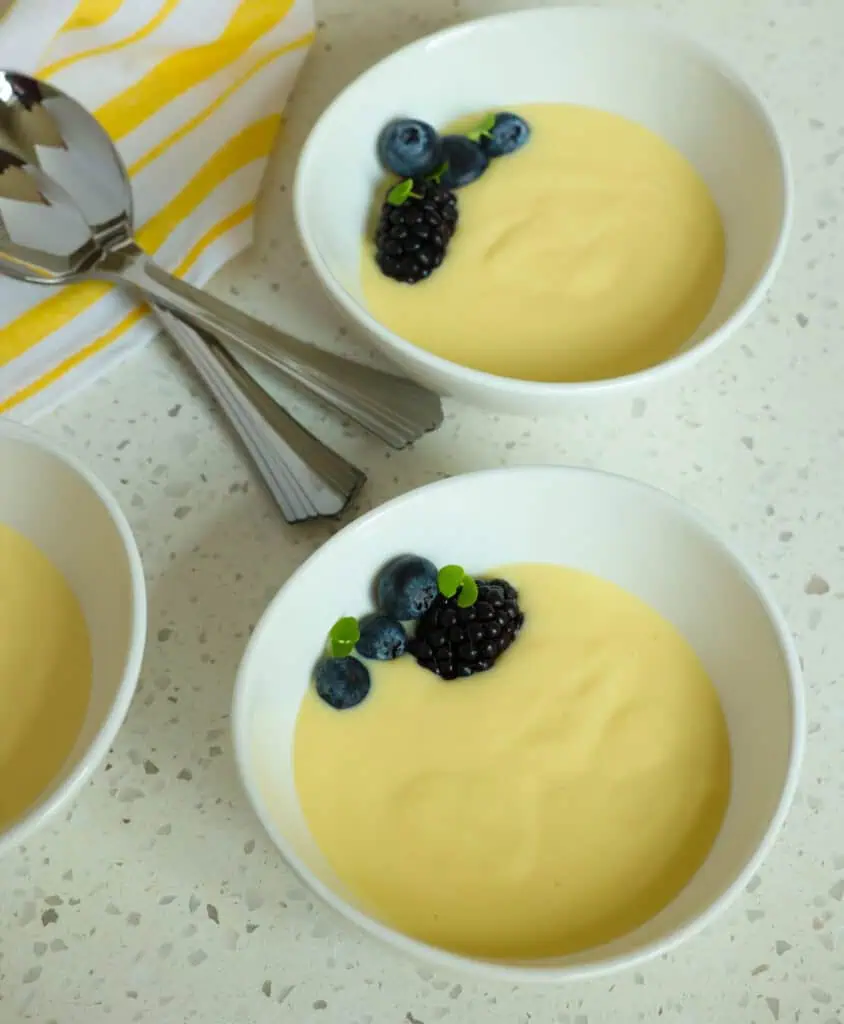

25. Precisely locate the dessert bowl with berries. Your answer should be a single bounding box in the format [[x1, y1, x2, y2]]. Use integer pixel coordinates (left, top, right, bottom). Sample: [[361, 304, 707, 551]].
[[232, 465, 803, 982], [294, 6, 790, 414]]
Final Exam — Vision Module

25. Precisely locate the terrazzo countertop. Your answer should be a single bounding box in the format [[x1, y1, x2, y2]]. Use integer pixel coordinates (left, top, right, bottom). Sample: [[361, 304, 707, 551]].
[[2, 0, 843, 1020]]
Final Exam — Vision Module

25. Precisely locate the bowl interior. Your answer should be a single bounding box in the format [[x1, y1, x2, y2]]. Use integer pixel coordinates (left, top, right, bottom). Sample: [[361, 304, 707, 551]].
[[0, 429, 143, 839], [235, 467, 801, 976], [296, 8, 788, 367]]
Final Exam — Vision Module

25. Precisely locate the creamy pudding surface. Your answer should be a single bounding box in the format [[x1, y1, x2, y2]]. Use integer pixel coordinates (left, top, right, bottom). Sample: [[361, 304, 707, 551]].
[[294, 563, 731, 958], [0, 523, 92, 831], [361, 102, 726, 382]]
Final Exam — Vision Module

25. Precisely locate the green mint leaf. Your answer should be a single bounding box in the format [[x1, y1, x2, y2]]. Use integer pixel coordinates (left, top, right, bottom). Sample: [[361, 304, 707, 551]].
[[466, 112, 496, 142], [387, 179, 414, 206], [427, 161, 448, 184], [437, 564, 465, 599], [329, 616, 360, 658], [457, 575, 479, 608]]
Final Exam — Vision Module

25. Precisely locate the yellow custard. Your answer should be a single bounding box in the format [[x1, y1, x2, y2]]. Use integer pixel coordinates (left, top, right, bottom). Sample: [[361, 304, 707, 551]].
[[294, 563, 731, 958], [0, 523, 92, 830], [361, 103, 726, 382]]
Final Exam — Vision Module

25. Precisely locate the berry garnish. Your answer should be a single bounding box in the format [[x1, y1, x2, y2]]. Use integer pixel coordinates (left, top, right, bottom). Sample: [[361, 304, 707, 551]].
[[436, 564, 479, 608], [312, 558, 524, 707], [314, 617, 369, 709], [328, 616, 360, 658], [475, 111, 531, 158], [315, 656, 371, 709], [408, 575, 524, 681], [438, 135, 489, 189], [374, 180, 459, 285], [356, 614, 407, 661], [375, 554, 439, 620], [377, 118, 443, 179]]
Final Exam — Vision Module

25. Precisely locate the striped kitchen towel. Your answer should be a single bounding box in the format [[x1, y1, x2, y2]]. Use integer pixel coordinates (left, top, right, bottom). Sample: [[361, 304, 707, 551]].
[[0, 0, 314, 420]]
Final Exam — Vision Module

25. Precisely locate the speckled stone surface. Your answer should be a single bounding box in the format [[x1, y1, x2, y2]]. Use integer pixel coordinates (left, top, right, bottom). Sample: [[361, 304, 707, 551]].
[[1, 0, 843, 1020]]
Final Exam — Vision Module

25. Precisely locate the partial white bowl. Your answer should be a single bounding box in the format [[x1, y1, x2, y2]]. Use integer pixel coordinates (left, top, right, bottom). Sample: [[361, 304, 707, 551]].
[[232, 465, 804, 982], [0, 422, 146, 856], [294, 7, 792, 414]]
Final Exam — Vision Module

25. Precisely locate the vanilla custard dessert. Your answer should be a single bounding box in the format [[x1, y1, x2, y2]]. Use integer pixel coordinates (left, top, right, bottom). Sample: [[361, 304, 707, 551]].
[[361, 103, 726, 382], [294, 557, 731, 958], [0, 523, 92, 830]]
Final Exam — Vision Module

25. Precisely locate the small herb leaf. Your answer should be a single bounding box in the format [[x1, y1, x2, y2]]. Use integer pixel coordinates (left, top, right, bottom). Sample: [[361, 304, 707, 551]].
[[387, 179, 414, 206], [466, 112, 496, 142], [438, 564, 465, 599], [457, 575, 479, 608], [427, 161, 448, 184], [329, 616, 360, 658], [438, 565, 480, 607]]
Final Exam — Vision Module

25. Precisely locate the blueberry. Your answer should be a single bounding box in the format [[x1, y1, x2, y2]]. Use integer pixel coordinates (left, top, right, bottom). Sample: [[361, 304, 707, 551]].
[[315, 657, 371, 710], [375, 554, 438, 620], [377, 118, 442, 179], [356, 614, 407, 661], [439, 135, 489, 189], [479, 112, 531, 158]]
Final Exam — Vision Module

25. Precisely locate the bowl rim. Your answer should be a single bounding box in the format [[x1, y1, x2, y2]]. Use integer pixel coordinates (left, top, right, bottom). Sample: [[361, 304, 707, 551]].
[[294, 5, 794, 399], [0, 420, 147, 856], [231, 464, 806, 982]]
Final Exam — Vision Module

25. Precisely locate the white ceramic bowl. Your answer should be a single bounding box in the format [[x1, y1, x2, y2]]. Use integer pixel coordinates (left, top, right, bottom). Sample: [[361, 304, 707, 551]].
[[294, 7, 792, 414], [0, 422, 146, 856], [232, 466, 804, 982]]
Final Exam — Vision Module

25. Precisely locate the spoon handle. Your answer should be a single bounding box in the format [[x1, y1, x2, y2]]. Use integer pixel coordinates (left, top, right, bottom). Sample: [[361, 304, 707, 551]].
[[96, 242, 444, 450], [152, 304, 365, 523]]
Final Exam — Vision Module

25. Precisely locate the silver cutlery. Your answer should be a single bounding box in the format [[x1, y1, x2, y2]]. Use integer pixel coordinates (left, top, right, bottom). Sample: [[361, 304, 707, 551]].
[[156, 307, 364, 521], [0, 75, 364, 522], [0, 70, 444, 449], [0, 187, 365, 521]]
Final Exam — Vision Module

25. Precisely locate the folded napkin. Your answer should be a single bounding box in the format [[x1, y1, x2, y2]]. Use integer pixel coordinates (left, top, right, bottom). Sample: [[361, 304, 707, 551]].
[[0, 0, 313, 420]]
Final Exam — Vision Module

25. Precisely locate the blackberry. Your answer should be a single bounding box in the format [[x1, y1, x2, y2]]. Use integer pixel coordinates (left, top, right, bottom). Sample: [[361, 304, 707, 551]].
[[374, 180, 459, 284], [407, 578, 524, 681]]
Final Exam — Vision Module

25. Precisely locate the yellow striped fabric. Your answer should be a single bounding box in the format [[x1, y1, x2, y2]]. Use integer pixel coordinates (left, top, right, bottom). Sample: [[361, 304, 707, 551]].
[[0, 0, 314, 418]]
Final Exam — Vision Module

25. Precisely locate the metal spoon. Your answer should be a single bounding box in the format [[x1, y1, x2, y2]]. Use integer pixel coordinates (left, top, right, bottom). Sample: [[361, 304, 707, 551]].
[[0, 70, 444, 449], [155, 307, 364, 521], [0, 164, 364, 522], [0, 92, 364, 522]]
